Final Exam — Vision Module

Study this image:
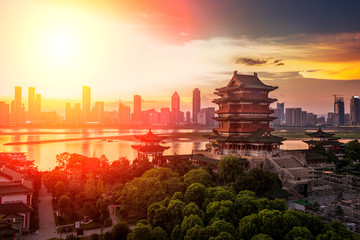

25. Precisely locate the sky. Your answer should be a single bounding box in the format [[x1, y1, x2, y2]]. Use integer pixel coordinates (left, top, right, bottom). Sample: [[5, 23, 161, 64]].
[[0, 0, 360, 115]]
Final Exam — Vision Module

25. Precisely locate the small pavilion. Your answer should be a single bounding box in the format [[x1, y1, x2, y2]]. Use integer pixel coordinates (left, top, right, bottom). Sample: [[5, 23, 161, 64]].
[[131, 129, 170, 166], [303, 127, 341, 152]]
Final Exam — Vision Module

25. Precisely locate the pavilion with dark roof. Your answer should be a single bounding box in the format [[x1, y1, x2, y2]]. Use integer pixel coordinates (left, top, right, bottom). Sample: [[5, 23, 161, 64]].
[[131, 129, 170, 166], [303, 127, 343, 153]]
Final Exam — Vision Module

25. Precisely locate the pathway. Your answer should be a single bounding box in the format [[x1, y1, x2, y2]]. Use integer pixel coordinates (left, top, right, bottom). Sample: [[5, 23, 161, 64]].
[[23, 184, 57, 240]]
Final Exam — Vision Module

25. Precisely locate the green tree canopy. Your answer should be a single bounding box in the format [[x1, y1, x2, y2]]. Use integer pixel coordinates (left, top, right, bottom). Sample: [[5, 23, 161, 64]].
[[218, 155, 244, 184], [111, 222, 129, 240], [184, 168, 215, 187], [184, 183, 207, 207]]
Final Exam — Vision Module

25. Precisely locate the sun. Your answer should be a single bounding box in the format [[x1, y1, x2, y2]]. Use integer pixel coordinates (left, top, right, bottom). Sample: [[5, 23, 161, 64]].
[[42, 27, 80, 64]]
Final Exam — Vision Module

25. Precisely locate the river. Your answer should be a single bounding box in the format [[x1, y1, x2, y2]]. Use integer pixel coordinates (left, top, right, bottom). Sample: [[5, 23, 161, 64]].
[[0, 128, 347, 171]]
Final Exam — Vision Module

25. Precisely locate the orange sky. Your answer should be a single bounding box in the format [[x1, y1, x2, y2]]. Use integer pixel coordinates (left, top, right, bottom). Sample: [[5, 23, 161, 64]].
[[0, 0, 360, 115]]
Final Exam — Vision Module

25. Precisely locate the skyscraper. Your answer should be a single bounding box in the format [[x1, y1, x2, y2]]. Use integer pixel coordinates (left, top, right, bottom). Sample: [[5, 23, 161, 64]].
[[28, 87, 35, 121], [118, 103, 130, 124], [276, 102, 284, 124], [92, 101, 105, 123], [350, 96, 360, 125], [334, 95, 345, 126], [133, 95, 141, 121], [35, 94, 41, 120], [0, 102, 9, 124], [14, 86, 22, 123], [171, 91, 180, 124], [82, 86, 91, 122], [192, 88, 201, 124]]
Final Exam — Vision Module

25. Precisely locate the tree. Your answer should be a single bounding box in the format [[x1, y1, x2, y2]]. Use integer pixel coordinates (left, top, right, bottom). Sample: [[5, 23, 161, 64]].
[[170, 225, 181, 240], [205, 200, 238, 226], [167, 200, 186, 228], [218, 155, 244, 184], [119, 177, 167, 217], [184, 183, 206, 207], [147, 201, 169, 231], [238, 214, 260, 240], [58, 195, 71, 217], [210, 220, 239, 239], [153, 226, 169, 240], [250, 234, 273, 240], [55, 181, 66, 200], [235, 169, 281, 195], [180, 215, 204, 237], [184, 168, 215, 187], [163, 154, 193, 176], [127, 223, 153, 240], [345, 140, 360, 161], [142, 168, 184, 195], [182, 202, 204, 219], [111, 222, 129, 240], [284, 226, 313, 240], [209, 232, 235, 240], [257, 209, 284, 239]]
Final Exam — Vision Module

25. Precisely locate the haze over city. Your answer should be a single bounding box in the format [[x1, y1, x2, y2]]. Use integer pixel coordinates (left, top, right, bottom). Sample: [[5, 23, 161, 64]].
[[1, 0, 360, 114]]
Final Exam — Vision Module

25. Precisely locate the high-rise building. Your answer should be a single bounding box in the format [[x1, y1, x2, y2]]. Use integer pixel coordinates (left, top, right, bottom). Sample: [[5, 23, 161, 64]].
[[160, 108, 171, 125], [28, 87, 35, 121], [334, 96, 345, 126], [285, 108, 302, 126], [192, 88, 201, 124], [171, 91, 180, 124], [0, 102, 9, 124], [82, 86, 91, 122], [276, 102, 285, 124], [118, 103, 130, 124], [186, 111, 191, 123], [13, 86, 22, 123], [133, 95, 141, 122], [327, 112, 334, 125], [35, 94, 41, 120], [92, 101, 104, 123], [350, 96, 360, 125]]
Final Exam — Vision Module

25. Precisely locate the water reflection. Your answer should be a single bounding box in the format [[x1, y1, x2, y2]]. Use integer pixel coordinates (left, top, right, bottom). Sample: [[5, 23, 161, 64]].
[[0, 128, 333, 171]]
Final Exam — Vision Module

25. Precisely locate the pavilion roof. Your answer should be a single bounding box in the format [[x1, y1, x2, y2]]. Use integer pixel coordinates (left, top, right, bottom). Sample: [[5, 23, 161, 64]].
[[213, 115, 276, 122], [305, 127, 335, 138], [0, 183, 33, 195], [0, 201, 33, 214], [215, 71, 277, 92], [131, 144, 170, 153], [134, 129, 167, 142], [208, 129, 284, 144], [213, 95, 277, 104]]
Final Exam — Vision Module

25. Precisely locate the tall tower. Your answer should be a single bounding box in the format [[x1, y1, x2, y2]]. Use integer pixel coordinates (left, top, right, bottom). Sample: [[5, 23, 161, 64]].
[[171, 91, 180, 124], [133, 95, 142, 121], [350, 96, 360, 126], [207, 71, 283, 157], [14, 86, 22, 123], [334, 95, 345, 126], [192, 88, 201, 124], [35, 94, 41, 120], [276, 102, 284, 124], [28, 87, 35, 121], [82, 86, 91, 122]]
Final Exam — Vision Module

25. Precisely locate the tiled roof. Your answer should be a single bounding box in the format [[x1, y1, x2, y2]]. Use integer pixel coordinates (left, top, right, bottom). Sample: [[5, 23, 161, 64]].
[[134, 129, 167, 142], [305, 127, 335, 138], [131, 145, 170, 153], [0, 201, 33, 214], [0, 183, 33, 195], [208, 129, 284, 143]]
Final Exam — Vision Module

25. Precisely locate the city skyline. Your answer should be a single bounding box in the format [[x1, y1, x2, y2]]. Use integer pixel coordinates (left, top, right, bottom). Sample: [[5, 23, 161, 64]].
[[0, 0, 359, 114]]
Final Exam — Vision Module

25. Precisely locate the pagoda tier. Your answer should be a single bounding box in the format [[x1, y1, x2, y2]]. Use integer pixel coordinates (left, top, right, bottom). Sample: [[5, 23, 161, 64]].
[[207, 71, 283, 157], [303, 127, 342, 153], [131, 129, 170, 166]]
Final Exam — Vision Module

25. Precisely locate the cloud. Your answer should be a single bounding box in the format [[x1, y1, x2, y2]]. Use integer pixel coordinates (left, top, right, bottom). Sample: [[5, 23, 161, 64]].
[[234, 57, 284, 66]]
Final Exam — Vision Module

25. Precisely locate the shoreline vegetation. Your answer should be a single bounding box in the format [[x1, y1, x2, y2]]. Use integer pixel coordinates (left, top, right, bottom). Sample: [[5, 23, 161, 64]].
[[2, 130, 360, 146]]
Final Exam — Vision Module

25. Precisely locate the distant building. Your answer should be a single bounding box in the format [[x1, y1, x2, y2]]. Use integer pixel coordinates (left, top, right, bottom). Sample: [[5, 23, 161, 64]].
[[92, 101, 105, 123], [186, 111, 191, 123], [28, 87, 35, 121], [118, 103, 130, 124], [0, 101, 9, 124], [35, 94, 41, 121], [65, 103, 81, 125], [307, 112, 318, 126], [334, 96, 345, 126], [133, 95, 142, 122], [171, 91, 180, 124], [271, 108, 281, 126], [350, 96, 360, 125], [160, 108, 171, 125], [301, 110, 307, 126], [285, 108, 301, 126], [82, 86, 91, 122], [13, 86, 23, 123], [327, 112, 334, 125], [277, 102, 285, 124], [192, 88, 201, 124]]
